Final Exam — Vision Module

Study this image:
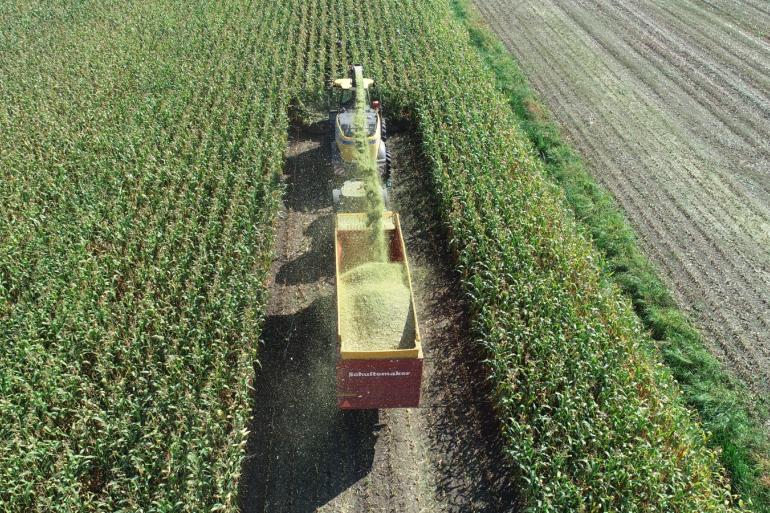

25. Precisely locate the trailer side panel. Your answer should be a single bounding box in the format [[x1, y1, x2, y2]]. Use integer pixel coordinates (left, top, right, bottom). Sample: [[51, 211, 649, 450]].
[[337, 358, 423, 409]]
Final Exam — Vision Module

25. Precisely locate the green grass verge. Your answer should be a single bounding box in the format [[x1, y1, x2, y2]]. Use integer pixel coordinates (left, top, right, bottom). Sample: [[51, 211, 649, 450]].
[[450, 0, 770, 509]]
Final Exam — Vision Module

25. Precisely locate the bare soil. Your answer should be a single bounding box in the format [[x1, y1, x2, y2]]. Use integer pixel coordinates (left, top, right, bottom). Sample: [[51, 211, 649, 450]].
[[474, 0, 770, 397], [238, 124, 519, 512]]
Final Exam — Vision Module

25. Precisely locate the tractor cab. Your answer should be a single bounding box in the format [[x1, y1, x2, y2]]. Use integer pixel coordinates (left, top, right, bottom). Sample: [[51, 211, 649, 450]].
[[329, 65, 391, 211], [333, 76, 375, 110]]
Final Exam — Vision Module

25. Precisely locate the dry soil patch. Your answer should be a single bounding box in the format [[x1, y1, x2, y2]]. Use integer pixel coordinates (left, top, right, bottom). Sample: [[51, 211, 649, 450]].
[[475, 0, 770, 399]]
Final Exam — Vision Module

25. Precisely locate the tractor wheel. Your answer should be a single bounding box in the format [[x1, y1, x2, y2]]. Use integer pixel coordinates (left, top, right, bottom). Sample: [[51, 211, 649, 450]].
[[380, 151, 391, 189], [383, 150, 393, 186], [380, 116, 387, 142]]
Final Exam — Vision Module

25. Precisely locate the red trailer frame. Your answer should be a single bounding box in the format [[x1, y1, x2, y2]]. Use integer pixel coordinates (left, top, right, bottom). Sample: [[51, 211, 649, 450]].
[[334, 212, 423, 409]]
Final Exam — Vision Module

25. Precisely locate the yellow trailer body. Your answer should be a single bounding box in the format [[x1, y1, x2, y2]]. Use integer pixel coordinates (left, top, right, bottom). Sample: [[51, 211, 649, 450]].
[[334, 212, 422, 408]]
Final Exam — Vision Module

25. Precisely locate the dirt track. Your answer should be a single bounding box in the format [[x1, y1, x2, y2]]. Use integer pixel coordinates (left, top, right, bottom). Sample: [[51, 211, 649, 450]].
[[238, 125, 518, 512], [474, 0, 770, 396]]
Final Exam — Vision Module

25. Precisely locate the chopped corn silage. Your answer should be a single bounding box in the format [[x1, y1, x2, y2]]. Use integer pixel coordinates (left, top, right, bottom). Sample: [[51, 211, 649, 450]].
[[339, 262, 412, 351], [353, 67, 387, 262]]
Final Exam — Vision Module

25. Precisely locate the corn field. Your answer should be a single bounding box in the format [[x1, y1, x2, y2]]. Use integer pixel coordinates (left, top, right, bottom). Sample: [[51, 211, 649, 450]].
[[0, 1, 288, 510], [0, 0, 746, 512]]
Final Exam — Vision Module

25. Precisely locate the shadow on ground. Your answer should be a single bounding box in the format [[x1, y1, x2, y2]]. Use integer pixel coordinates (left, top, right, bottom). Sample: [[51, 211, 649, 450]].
[[275, 215, 334, 286], [239, 297, 378, 512], [283, 120, 333, 213], [239, 123, 379, 513]]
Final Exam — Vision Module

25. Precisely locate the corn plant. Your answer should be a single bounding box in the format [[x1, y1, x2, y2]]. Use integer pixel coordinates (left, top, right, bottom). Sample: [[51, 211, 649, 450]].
[[0, 1, 290, 511], [301, 1, 746, 511], [0, 0, 748, 512]]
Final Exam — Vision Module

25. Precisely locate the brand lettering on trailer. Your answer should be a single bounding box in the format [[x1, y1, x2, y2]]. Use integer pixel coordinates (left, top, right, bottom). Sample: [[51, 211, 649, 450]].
[[349, 371, 411, 378]]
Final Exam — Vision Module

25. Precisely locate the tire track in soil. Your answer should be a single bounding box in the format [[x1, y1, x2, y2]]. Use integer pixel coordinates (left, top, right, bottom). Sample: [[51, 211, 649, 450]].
[[473, 0, 770, 396], [238, 123, 519, 512], [483, 0, 770, 370], [698, 0, 770, 39], [542, 0, 770, 361]]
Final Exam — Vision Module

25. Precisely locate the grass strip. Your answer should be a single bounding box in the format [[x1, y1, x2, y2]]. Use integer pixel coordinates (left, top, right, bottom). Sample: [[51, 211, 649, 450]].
[[450, 0, 770, 509]]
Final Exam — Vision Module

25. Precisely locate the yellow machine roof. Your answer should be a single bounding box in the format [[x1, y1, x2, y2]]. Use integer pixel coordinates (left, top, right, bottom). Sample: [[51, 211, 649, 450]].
[[333, 77, 374, 90]]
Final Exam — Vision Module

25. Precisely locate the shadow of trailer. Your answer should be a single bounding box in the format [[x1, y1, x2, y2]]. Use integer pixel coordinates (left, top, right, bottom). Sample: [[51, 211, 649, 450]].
[[334, 212, 423, 409]]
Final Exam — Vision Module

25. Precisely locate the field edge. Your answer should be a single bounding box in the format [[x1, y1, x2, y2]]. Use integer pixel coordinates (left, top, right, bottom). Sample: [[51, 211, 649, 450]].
[[450, 0, 770, 509]]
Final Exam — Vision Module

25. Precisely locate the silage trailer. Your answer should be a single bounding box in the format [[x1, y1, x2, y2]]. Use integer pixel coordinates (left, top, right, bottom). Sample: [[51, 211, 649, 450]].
[[334, 212, 423, 409]]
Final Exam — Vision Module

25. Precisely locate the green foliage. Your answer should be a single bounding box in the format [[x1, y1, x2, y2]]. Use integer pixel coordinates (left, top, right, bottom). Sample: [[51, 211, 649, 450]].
[[315, 0, 744, 510], [0, 1, 288, 511], [449, 0, 770, 510], [0, 0, 755, 511]]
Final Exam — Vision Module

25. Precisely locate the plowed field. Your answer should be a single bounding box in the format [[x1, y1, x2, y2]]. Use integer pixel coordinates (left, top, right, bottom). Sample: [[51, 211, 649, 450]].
[[474, 0, 770, 395]]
